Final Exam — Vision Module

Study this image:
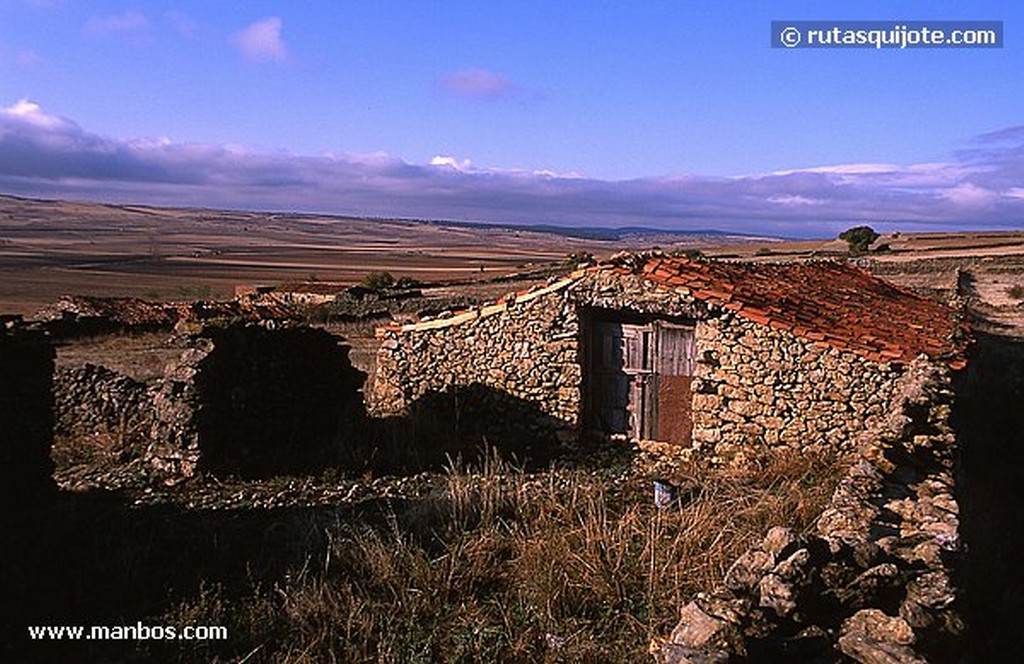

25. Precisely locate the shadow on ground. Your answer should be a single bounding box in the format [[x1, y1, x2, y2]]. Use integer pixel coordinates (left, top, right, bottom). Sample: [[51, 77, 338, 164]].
[[954, 330, 1024, 661], [2, 380, 581, 661]]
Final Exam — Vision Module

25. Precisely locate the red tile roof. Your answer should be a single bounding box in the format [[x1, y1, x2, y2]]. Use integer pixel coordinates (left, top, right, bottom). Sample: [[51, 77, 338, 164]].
[[637, 256, 965, 366]]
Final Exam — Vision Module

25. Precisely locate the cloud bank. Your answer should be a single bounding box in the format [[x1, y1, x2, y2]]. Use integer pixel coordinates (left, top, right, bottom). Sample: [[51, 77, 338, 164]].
[[1, 100, 1023, 237]]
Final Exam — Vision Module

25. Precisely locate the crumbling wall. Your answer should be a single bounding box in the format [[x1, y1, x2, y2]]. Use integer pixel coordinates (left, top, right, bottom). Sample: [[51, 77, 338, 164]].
[[54, 364, 152, 441], [48, 321, 366, 480], [653, 357, 963, 663], [0, 326, 55, 503], [147, 343, 207, 477], [146, 323, 366, 479]]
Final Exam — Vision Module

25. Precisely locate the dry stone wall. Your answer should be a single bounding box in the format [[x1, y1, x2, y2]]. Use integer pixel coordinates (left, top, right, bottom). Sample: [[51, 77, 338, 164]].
[[373, 279, 582, 426], [53, 322, 366, 480], [691, 314, 902, 461], [144, 324, 367, 479], [54, 364, 153, 441], [653, 358, 963, 663]]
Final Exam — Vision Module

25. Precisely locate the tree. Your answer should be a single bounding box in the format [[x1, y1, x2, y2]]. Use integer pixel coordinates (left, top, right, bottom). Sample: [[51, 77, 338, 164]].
[[361, 271, 395, 292], [839, 226, 880, 254]]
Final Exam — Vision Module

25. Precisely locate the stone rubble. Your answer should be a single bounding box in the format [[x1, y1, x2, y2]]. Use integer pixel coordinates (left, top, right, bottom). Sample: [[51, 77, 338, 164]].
[[652, 358, 964, 662]]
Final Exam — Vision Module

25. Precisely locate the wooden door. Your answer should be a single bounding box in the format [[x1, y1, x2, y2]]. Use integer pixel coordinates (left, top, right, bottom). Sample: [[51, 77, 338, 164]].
[[592, 321, 653, 439], [590, 319, 694, 444], [653, 323, 696, 445]]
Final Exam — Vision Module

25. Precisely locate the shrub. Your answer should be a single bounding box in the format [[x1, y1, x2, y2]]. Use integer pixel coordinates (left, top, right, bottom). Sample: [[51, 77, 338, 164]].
[[565, 252, 596, 268], [1006, 284, 1024, 300], [361, 271, 395, 292], [395, 276, 421, 289], [671, 248, 705, 260]]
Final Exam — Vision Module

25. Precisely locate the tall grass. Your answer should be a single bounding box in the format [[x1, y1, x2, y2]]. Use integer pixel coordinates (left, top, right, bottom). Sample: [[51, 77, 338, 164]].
[[161, 448, 839, 662]]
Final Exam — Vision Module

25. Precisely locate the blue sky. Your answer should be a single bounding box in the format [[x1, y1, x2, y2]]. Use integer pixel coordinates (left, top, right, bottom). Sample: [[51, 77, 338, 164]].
[[0, 1, 1022, 237]]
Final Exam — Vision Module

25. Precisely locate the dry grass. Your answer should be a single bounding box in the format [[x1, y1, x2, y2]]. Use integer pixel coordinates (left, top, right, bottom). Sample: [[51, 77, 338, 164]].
[[156, 448, 840, 662]]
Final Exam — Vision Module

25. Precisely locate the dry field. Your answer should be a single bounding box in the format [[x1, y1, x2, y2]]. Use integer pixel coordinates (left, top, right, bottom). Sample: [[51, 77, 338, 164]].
[[0, 194, 756, 315], [7, 193, 1023, 333]]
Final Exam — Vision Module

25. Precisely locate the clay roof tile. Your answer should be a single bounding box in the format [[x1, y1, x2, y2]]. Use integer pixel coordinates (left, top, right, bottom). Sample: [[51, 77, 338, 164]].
[[636, 255, 965, 366]]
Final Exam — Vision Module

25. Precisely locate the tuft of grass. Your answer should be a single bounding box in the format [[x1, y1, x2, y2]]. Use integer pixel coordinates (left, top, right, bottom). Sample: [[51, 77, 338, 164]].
[[1005, 284, 1024, 300], [153, 448, 841, 662]]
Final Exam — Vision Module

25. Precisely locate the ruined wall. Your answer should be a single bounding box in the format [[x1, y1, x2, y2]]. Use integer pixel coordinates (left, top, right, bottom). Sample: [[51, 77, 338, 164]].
[[54, 364, 152, 441], [654, 357, 963, 663], [0, 327, 55, 503], [146, 323, 366, 479], [373, 267, 908, 460], [51, 322, 365, 480]]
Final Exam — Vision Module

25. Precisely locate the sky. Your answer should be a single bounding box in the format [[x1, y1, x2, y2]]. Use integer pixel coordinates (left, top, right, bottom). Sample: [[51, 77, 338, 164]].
[[0, 1, 1022, 238]]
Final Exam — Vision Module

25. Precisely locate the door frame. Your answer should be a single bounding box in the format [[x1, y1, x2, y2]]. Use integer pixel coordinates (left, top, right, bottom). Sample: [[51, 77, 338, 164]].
[[581, 308, 695, 443]]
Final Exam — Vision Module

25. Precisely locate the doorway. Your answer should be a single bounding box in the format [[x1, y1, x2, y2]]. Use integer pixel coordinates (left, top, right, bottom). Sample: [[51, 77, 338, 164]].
[[586, 315, 695, 444]]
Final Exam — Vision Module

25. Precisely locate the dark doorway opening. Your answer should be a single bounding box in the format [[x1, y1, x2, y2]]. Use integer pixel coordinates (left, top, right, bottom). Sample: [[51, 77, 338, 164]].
[[584, 311, 695, 445]]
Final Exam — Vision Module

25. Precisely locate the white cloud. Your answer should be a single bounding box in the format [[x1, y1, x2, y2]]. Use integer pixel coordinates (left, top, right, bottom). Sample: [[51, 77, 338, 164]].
[[84, 10, 149, 38], [438, 69, 517, 99], [940, 183, 997, 208], [2, 99, 69, 130], [532, 169, 584, 179], [429, 155, 473, 171], [768, 195, 819, 206], [232, 17, 289, 62], [780, 163, 899, 176]]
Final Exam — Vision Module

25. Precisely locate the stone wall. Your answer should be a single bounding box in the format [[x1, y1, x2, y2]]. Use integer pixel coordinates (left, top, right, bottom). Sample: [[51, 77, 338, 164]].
[[373, 277, 583, 427], [373, 266, 908, 460], [691, 314, 902, 461], [54, 364, 152, 441], [146, 323, 366, 479], [52, 322, 366, 480], [0, 327, 55, 504], [653, 357, 963, 663]]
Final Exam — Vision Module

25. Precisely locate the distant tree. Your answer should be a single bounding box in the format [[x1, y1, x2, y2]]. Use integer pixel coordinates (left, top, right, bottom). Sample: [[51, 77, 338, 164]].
[[565, 252, 595, 268], [671, 248, 705, 261], [395, 276, 421, 289], [361, 271, 395, 292], [839, 226, 880, 254]]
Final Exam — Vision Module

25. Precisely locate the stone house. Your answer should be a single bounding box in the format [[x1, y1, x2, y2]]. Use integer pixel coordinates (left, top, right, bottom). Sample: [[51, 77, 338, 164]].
[[373, 253, 965, 459]]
